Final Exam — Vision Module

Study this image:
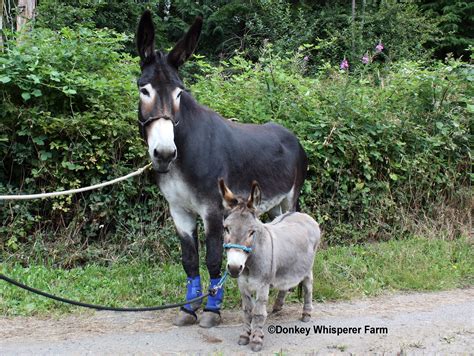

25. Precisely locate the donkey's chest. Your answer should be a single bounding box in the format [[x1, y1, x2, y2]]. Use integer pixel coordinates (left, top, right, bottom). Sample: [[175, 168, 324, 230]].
[[158, 170, 204, 214]]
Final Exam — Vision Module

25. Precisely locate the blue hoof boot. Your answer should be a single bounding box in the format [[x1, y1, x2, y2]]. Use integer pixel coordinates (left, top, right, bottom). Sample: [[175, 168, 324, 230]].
[[184, 275, 202, 311], [173, 276, 202, 327]]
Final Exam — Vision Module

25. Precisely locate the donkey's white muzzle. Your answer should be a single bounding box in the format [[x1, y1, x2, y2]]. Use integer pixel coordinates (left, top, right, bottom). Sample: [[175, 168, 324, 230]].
[[147, 118, 177, 172], [226, 249, 248, 278]]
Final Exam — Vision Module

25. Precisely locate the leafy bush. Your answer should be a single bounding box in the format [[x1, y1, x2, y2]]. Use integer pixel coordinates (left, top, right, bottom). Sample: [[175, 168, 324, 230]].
[[420, 0, 474, 59], [29, 0, 444, 64], [0, 27, 175, 264], [191, 45, 472, 243], [34, 0, 167, 55]]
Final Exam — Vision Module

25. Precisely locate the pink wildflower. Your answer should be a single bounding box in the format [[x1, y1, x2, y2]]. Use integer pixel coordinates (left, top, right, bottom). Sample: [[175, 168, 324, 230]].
[[340, 58, 349, 70], [362, 52, 370, 64], [375, 41, 384, 53]]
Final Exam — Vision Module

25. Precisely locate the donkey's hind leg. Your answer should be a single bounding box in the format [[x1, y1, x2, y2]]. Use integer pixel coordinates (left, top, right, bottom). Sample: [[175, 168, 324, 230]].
[[268, 187, 298, 220], [272, 290, 288, 313], [301, 271, 313, 322]]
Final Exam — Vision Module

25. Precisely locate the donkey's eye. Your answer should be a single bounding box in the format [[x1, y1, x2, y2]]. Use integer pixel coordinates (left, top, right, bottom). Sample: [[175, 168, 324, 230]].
[[140, 88, 150, 96], [224, 227, 230, 235], [249, 230, 255, 237], [176, 90, 182, 99]]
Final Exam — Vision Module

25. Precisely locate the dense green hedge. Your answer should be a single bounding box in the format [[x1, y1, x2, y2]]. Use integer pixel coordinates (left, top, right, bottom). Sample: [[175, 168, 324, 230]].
[[191, 47, 472, 243], [0, 28, 177, 265], [0, 28, 472, 265]]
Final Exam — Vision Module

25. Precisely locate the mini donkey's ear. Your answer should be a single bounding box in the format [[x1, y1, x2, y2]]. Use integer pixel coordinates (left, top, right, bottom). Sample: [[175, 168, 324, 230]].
[[218, 178, 238, 209], [247, 181, 262, 210], [137, 10, 156, 63], [167, 16, 203, 68]]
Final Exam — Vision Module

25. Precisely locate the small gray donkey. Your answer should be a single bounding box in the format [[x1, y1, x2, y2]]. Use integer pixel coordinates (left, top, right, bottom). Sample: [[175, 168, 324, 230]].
[[218, 179, 321, 352]]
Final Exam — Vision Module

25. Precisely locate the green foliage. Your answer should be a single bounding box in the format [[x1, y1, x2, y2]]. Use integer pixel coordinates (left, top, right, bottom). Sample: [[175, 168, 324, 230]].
[[34, 0, 165, 54], [297, 1, 440, 66], [0, 26, 172, 262], [191, 45, 472, 243], [313, 236, 473, 301], [1, 236, 472, 315], [34, 0, 97, 30], [420, 0, 474, 59], [29, 0, 445, 64]]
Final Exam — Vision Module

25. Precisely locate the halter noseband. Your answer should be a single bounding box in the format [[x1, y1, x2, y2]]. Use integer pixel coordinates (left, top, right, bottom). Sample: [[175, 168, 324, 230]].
[[223, 243, 252, 253], [137, 115, 180, 130], [223, 228, 256, 254]]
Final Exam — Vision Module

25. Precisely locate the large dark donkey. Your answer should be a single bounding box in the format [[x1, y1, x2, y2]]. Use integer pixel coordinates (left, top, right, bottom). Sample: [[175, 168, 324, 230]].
[[136, 11, 308, 328]]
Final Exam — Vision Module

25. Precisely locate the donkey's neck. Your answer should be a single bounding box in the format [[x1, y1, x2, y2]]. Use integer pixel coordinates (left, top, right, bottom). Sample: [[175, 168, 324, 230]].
[[173, 92, 219, 146], [245, 221, 274, 279]]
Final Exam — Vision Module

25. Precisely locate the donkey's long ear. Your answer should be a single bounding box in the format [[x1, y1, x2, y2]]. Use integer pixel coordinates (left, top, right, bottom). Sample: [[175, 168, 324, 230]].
[[167, 16, 203, 68], [137, 10, 156, 63], [247, 181, 262, 210], [218, 178, 238, 209]]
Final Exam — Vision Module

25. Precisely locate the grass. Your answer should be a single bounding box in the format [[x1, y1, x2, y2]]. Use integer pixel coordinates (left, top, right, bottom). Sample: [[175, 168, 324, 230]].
[[0, 236, 472, 316]]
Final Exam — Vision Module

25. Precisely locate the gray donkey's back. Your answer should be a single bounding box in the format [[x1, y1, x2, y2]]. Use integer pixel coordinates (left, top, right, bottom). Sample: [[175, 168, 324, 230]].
[[266, 212, 320, 291]]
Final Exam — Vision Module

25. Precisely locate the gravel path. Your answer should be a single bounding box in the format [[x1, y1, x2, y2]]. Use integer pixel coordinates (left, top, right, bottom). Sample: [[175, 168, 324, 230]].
[[1, 288, 473, 354]]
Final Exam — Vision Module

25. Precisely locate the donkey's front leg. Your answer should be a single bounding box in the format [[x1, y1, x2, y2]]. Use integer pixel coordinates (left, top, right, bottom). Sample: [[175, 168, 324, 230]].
[[237, 281, 254, 345], [170, 206, 200, 327], [250, 285, 270, 352], [199, 214, 224, 328]]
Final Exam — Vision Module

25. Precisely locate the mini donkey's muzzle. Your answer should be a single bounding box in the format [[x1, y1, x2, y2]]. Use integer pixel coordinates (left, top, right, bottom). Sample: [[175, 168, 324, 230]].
[[224, 243, 252, 278], [227, 263, 244, 278]]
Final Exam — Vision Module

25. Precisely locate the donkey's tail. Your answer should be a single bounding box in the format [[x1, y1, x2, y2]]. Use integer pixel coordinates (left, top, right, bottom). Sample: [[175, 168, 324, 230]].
[[296, 198, 302, 212], [294, 142, 308, 213]]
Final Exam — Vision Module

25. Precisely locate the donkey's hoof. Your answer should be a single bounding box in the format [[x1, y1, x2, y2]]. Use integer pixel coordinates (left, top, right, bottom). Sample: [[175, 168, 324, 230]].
[[199, 310, 221, 328], [238, 335, 250, 345], [250, 342, 263, 352], [250, 331, 264, 351], [173, 309, 197, 326], [272, 305, 283, 313], [301, 313, 311, 322]]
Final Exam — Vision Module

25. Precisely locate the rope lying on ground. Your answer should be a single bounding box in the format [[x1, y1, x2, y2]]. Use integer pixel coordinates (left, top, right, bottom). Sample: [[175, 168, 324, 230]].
[[0, 163, 153, 201], [0, 162, 231, 312], [0, 271, 229, 312]]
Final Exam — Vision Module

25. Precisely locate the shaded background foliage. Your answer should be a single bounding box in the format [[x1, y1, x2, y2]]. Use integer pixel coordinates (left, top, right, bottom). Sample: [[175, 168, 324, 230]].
[[0, 0, 472, 266], [3, 0, 471, 61]]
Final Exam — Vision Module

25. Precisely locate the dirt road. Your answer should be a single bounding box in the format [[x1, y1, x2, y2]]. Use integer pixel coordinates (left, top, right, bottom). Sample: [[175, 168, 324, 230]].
[[1, 288, 473, 354]]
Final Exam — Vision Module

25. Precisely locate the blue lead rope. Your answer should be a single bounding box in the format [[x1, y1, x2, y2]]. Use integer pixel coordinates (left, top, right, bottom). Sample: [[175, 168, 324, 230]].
[[208, 270, 229, 296], [0, 271, 229, 312]]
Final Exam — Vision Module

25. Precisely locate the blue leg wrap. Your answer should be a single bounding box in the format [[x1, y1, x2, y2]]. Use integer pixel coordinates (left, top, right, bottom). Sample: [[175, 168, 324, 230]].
[[204, 277, 224, 312], [184, 276, 202, 312]]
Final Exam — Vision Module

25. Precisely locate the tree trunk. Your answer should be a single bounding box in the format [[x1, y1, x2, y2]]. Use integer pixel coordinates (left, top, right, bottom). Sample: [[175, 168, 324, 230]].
[[0, 0, 4, 50], [351, 0, 356, 58], [16, 0, 36, 32]]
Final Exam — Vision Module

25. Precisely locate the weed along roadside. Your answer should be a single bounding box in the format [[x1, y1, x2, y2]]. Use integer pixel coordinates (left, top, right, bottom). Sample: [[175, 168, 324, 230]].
[[1, 237, 472, 316]]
